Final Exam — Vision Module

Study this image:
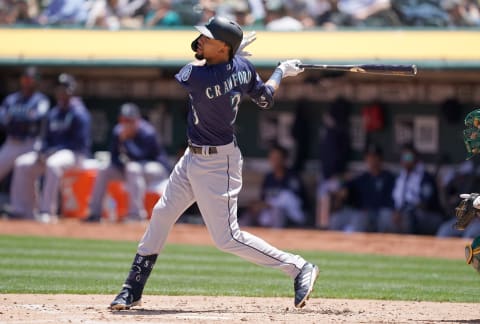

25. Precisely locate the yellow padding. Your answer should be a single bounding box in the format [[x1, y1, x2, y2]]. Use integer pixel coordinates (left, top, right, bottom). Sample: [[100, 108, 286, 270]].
[[0, 29, 479, 62]]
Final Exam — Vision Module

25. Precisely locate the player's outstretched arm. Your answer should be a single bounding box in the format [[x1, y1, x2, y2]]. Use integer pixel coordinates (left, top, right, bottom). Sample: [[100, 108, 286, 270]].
[[266, 59, 304, 92]]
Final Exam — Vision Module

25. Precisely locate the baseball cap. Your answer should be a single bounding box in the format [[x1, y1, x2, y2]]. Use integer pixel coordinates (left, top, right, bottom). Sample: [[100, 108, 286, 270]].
[[22, 66, 40, 80], [57, 73, 76, 94], [120, 102, 141, 119]]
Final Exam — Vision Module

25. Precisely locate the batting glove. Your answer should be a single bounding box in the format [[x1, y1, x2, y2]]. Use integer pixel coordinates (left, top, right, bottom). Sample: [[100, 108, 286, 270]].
[[236, 31, 257, 57], [277, 59, 304, 78]]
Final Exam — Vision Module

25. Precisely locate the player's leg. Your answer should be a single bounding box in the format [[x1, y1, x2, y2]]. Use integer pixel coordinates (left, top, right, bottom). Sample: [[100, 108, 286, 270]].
[[9, 151, 44, 219], [86, 164, 124, 222], [413, 210, 444, 235], [111, 152, 195, 310], [190, 148, 318, 308], [268, 190, 306, 226], [124, 161, 148, 220], [463, 218, 480, 238], [38, 149, 82, 223], [329, 207, 353, 231], [143, 161, 169, 190], [0, 138, 35, 182], [347, 208, 371, 232], [436, 218, 462, 237]]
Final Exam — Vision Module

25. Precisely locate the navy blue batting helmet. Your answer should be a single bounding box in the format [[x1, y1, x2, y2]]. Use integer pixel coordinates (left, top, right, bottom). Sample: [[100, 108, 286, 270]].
[[191, 16, 243, 57]]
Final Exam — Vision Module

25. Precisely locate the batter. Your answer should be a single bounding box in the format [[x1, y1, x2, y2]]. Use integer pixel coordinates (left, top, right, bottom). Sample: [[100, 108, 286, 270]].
[[110, 16, 319, 310]]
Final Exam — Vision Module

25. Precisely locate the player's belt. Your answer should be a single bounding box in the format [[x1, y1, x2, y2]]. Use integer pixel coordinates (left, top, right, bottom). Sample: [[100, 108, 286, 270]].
[[188, 144, 217, 155], [187, 139, 237, 155]]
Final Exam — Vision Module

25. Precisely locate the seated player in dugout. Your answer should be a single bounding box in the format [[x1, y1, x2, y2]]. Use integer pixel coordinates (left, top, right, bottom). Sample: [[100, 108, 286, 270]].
[[450, 109, 480, 273], [85, 102, 170, 222], [0, 67, 50, 194], [240, 143, 309, 228], [8, 73, 91, 224], [389, 143, 445, 235], [329, 143, 396, 233], [108, 16, 319, 311]]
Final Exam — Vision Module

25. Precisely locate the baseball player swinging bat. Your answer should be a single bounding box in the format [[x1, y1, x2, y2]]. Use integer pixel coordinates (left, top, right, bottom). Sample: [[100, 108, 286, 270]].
[[297, 63, 417, 76]]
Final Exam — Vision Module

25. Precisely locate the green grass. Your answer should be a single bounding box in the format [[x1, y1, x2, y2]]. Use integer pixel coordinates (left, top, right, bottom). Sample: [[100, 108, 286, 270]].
[[0, 235, 479, 302]]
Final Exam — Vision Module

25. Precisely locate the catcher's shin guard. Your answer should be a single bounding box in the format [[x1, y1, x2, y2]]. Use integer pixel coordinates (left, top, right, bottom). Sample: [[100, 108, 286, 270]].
[[110, 253, 157, 310]]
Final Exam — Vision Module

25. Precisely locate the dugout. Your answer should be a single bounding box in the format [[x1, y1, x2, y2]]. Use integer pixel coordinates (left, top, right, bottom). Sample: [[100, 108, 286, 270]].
[[0, 27, 479, 167]]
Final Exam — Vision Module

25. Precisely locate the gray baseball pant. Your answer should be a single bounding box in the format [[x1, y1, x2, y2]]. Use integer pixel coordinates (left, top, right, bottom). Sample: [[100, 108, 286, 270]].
[[138, 142, 306, 279], [0, 137, 36, 182], [10, 149, 84, 219], [88, 161, 168, 219]]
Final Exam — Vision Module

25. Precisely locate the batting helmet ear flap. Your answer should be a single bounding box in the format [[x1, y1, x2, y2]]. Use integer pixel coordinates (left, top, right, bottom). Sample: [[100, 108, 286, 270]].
[[191, 35, 201, 52]]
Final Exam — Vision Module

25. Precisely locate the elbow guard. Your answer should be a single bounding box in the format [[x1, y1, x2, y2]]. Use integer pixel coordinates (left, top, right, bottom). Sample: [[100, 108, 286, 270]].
[[252, 85, 275, 109]]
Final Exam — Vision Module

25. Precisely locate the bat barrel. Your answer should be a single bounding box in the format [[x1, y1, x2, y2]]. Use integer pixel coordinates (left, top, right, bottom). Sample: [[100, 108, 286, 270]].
[[297, 64, 417, 76]]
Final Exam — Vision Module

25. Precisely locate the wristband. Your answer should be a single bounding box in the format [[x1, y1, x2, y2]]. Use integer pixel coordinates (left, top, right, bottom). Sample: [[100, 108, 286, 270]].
[[269, 68, 283, 85]]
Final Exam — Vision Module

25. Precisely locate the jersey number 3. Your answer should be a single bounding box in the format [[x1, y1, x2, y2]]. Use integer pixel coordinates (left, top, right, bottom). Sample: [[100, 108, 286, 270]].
[[230, 92, 241, 125], [191, 92, 240, 126]]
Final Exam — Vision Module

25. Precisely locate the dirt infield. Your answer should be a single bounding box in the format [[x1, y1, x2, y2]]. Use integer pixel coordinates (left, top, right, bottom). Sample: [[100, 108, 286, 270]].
[[0, 219, 477, 323], [1, 294, 479, 324]]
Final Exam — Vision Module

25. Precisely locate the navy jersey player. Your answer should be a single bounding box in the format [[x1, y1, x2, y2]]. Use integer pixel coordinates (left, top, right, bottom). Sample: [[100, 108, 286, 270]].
[[0, 67, 49, 184], [85, 102, 170, 222], [9, 73, 91, 223], [110, 16, 319, 310]]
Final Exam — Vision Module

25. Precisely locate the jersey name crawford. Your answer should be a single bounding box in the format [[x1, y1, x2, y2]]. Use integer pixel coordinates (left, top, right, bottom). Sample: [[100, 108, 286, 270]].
[[205, 70, 252, 99]]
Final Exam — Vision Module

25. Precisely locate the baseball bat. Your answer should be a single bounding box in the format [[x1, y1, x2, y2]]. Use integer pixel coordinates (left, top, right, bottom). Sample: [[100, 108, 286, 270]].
[[297, 64, 417, 76]]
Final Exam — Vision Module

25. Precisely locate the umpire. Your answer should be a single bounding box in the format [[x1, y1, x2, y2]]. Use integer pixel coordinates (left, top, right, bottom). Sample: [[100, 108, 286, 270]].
[[85, 103, 170, 222]]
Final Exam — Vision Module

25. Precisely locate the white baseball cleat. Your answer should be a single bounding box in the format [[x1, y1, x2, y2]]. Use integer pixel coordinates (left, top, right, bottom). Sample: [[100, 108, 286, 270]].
[[294, 262, 319, 308]]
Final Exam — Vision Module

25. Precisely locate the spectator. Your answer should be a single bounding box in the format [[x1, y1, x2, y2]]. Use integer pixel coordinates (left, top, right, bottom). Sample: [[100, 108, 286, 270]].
[[0, 1, 16, 25], [283, 0, 317, 28], [391, 0, 450, 27], [9, 0, 38, 25], [84, 102, 170, 222], [338, 0, 400, 26], [389, 144, 445, 235], [9, 73, 91, 223], [86, 0, 147, 30], [194, 0, 218, 24], [247, 0, 266, 24], [315, 97, 351, 229], [37, 0, 88, 26], [264, 0, 304, 31], [0, 67, 49, 188], [442, 0, 480, 26], [316, 0, 356, 28], [240, 144, 308, 228], [144, 0, 181, 27], [329, 143, 396, 232], [228, 0, 255, 26]]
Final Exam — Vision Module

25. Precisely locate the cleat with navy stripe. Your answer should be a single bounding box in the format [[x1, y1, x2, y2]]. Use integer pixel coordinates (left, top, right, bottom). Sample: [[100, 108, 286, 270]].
[[294, 262, 319, 308]]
